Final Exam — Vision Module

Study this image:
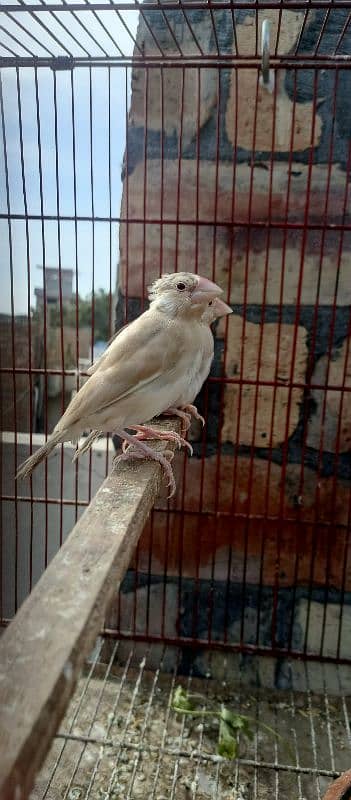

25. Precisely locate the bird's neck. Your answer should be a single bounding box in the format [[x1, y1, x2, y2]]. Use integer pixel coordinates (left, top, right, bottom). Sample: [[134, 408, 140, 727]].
[[150, 297, 205, 320]]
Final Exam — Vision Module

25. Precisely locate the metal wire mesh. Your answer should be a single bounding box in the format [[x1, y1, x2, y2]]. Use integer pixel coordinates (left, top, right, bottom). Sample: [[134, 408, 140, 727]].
[[1, 1, 351, 64], [1, 0, 351, 666], [30, 638, 351, 799]]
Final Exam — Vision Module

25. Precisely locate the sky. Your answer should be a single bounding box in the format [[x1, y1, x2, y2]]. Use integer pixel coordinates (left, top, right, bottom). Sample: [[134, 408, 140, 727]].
[[0, 8, 138, 315]]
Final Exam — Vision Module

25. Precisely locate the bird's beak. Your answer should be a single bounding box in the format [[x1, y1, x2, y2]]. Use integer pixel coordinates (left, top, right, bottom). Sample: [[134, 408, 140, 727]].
[[191, 275, 223, 305], [214, 298, 233, 317]]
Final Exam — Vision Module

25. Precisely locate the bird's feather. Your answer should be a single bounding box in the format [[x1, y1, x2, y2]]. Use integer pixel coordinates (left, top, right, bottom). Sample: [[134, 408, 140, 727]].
[[16, 271, 224, 481], [86, 321, 130, 376], [54, 309, 188, 432]]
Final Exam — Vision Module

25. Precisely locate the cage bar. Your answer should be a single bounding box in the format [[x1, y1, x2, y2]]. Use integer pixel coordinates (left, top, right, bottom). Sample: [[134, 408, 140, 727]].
[[1, 2, 351, 797]]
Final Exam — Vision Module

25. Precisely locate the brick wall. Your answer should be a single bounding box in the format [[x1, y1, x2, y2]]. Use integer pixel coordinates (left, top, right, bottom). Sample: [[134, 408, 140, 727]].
[[113, 8, 351, 658]]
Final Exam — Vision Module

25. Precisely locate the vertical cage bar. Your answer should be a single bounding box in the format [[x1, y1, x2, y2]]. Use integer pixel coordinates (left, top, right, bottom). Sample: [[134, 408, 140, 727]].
[[15, 66, 34, 595], [52, 69, 66, 549], [0, 69, 19, 612], [70, 67, 80, 521]]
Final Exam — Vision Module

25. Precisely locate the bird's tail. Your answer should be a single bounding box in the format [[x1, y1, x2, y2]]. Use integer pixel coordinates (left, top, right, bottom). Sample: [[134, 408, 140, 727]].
[[15, 430, 63, 480]]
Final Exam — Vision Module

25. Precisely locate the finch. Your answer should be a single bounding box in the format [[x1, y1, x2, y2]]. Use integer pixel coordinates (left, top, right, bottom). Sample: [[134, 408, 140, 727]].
[[74, 295, 232, 457], [16, 273, 222, 495]]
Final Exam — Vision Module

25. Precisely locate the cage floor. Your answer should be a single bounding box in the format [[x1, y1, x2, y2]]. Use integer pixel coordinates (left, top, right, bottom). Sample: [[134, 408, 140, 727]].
[[31, 640, 351, 800]]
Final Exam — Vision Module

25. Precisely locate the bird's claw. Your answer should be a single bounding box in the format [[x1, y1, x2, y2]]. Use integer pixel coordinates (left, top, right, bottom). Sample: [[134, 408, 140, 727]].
[[162, 405, 205, 435], [114, 441, 176, 498], [160, 430, 192, 455], [181, 404, 205, 427], [121, 438, 129, 454], [127, 425, 192, 456], [162, 408, 192, 435]]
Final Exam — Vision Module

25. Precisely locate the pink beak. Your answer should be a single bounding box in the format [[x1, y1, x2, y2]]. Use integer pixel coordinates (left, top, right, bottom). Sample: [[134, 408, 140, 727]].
[[213, 298, 233, 318], [191, 275, 223, 305]]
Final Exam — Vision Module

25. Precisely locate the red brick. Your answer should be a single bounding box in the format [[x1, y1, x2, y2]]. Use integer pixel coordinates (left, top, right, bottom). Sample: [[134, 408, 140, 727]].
[[132, 509, 350, 591], [119, 161, 350, 303], [307, 337, 351, 453], [148, 452, 351, 527], [225, 70, 322, 153], [222, 316, 308, 447]]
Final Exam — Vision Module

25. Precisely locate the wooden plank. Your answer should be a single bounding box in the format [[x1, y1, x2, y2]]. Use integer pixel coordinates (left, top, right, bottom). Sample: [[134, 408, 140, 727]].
[[0, 423, 180, 800]]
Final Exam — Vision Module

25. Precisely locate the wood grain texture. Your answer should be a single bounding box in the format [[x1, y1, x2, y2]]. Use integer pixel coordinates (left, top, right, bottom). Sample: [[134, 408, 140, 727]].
[[0, 422, 180, 800]]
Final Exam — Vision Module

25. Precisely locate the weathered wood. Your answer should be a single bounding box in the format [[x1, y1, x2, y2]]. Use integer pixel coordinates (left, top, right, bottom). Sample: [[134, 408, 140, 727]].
[[0, 422, 180, 800]]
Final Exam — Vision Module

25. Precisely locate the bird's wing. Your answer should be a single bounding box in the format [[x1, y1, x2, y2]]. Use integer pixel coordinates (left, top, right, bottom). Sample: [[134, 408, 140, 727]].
[[86, 322, 131, 376], [56, 310, 184, 431]]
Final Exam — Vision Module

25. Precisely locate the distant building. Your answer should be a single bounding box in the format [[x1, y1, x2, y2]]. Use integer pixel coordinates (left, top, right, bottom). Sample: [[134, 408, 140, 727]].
[[34, 267, 73, 309]]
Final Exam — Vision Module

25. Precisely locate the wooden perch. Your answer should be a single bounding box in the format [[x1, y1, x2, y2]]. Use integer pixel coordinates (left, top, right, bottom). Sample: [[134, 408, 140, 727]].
[[0, 421, 180, 800]]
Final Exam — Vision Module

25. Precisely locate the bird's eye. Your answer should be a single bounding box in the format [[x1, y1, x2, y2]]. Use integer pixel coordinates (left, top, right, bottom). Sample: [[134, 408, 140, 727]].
[[208, 300, 213, 306], [176, 282, 186, 291]]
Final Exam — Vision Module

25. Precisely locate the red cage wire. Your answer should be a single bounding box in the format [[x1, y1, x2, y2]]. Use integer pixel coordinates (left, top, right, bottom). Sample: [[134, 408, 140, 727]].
[[1, 0, 351, 668]]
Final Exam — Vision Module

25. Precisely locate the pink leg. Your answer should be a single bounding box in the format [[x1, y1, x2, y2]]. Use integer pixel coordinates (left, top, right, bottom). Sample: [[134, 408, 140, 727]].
[[113, 428, 177, 497], [131, 424, 192, 455], [121, 422, 193, 456]]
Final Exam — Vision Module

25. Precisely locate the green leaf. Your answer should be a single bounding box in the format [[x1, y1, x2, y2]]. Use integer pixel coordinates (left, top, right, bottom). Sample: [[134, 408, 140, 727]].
[[218, 718, 238, 759], [220, 707, 254, 739], [172, 686, 195, 713]]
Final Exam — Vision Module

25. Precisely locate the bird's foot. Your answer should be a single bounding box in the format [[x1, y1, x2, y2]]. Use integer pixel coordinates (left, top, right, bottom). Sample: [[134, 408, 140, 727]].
[[162, 405, 205, 434], [162, 407, 192, 436], [128, 424, 193, 456], [181, 404, 205, 427], [114, 439, 176, 497], [121, 438, 129, 454]]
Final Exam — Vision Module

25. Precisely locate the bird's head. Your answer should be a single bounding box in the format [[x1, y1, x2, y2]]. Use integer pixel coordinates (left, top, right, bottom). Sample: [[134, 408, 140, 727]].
[[202, 297, 233, 326], [148, 272, 223, 317]]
